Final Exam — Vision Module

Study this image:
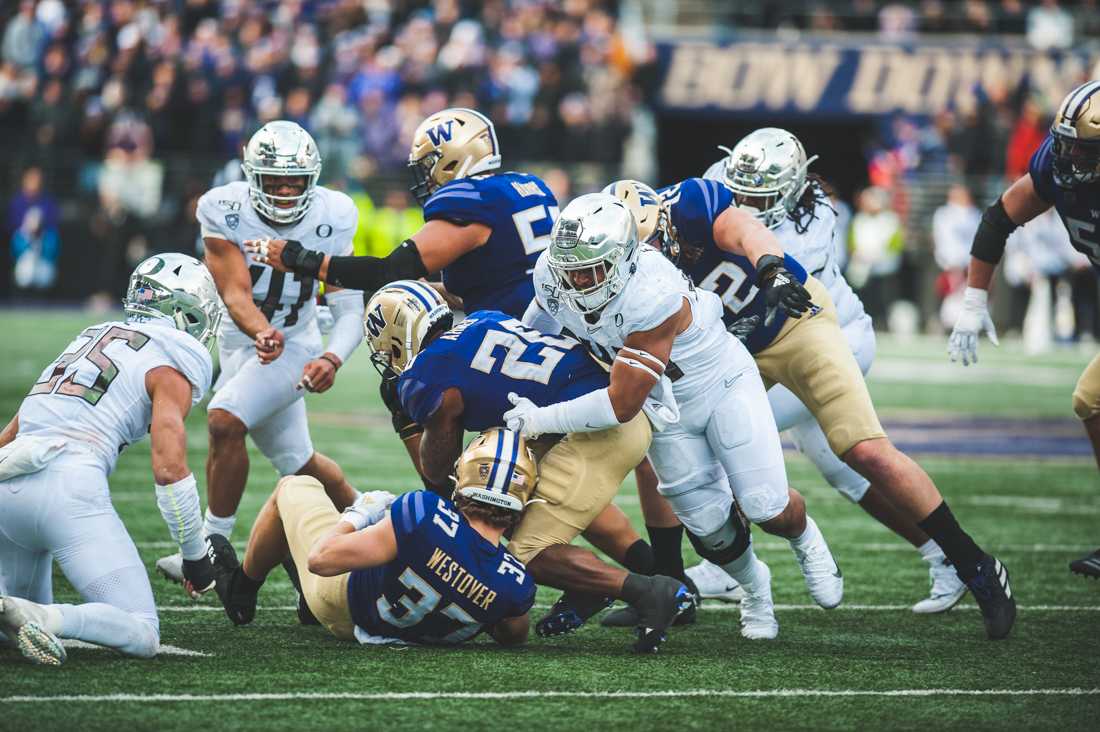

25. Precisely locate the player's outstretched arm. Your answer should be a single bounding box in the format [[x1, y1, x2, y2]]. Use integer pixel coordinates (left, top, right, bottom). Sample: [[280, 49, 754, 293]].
[[205, 237, 272, 341], [308, 515, 398, 576], [487, 614, 530, 647], [949, 174, 1051, 366], [505, 301, 690, 437], [418, 388, 465, 496], [147, 366, 214, 597]]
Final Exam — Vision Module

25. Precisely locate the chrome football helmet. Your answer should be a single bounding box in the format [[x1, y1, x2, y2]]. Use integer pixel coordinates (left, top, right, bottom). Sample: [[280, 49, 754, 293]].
[[547, 193, 639, 315], [454, 428, 538, 514], [719, 128, 818, 229], [123, 253, 222, 358], [1051, 80, 1100, 188], [408, 107, 501, 206], [241, 120, 322, 225], [364, 280, 453, 378], [602, 179, 680, 264]]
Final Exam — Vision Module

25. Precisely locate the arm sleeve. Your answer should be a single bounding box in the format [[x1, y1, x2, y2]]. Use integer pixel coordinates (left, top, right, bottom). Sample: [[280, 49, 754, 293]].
[[324, 288, 365, 363], [325, 240, 428, 290], [397, 363, 452, 425], [521, 298, 563, 335]]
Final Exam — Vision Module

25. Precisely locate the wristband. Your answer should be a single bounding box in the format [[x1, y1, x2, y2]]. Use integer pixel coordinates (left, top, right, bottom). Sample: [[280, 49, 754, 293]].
[[320, 353, 342, 369], [281, 239, 326, 278]]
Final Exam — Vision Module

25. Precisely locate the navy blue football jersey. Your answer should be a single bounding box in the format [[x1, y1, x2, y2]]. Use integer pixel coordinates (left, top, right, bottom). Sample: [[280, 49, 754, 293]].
[[660, 177, 809, 354], [1029, 135, 1100, 273], [346, 491, 535, 644], [423, 172, 559, 317], [397, 310, 609, 432]]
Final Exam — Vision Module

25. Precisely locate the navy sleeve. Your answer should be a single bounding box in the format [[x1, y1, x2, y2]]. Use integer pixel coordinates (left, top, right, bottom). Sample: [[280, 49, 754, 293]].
[[389, 490, 429, 543], [662, 178, 733, 245], [513, 577, 536, 616], [1028, 136, 1058, 204], [423, 179, 497, 227], [398, 358, 452, 424]]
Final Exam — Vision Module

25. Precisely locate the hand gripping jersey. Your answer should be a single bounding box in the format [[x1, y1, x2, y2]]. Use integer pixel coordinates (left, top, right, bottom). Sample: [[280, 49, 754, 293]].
[[196, 181, 358, 348], [532, 245, 753, 413], [346, 491, 535, 644], [660, 177, 809, 354], [1029, 135, 1100, 273], [17, 321, 212, 474], [423, 172, 559, 317], [398, 310, 608, 432]]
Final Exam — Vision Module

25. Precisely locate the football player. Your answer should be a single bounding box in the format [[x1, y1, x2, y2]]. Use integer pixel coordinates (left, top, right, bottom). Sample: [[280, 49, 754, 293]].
[[0, 255, 219, 665], [211, 429, 537, 647], [672, 131, 966, 614], [156, 121, 365, 583], [948, 80, 1100, 580], [617, 141, 1013, 639], [364, 281, 693, 652], [510, 193, 843, 641], [249, 107, 558, 318]]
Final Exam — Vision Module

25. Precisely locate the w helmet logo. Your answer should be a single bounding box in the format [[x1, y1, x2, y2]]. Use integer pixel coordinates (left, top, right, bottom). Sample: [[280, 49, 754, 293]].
[[365, 304, 387, 338], [426, 121, 455, 147]]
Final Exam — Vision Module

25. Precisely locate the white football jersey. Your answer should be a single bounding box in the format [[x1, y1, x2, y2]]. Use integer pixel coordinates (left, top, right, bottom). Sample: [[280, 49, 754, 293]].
[[702, 161, 867, 329], [17, 321, 213, 475], [196, 181, 358, 349], [532, 245, 754, 412]]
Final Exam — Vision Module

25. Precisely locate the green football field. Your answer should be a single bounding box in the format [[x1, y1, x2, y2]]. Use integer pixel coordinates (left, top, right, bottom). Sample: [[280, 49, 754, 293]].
[[1, 310, 1097, 731]]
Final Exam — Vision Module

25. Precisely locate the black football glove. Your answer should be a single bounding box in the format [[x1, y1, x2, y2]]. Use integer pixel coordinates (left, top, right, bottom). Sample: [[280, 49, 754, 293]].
[[728, 314, 762, 344], [756, 254, 813, 327], [379, 375, 422, 440], [280, 239, 326, 279]]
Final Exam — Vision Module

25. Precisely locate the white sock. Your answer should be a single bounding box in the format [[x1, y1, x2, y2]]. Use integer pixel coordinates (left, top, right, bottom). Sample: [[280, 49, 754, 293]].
[[918, 539, 943, 562], [55, 603, 160, 658], [203, 509, 237, 539], [789, 515, 823, 553], [719, 544, 763, 590]]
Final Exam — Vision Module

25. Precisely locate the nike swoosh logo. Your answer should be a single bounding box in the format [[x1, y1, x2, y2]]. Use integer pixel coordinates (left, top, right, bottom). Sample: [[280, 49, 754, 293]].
[[724, 377, 737, 388], [585, 422, 599, 429]]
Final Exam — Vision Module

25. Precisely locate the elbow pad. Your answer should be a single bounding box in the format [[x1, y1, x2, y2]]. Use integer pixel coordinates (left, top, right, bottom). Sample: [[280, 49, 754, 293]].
[[326, 240, 429, 291], [970, 199, 1019, 265]]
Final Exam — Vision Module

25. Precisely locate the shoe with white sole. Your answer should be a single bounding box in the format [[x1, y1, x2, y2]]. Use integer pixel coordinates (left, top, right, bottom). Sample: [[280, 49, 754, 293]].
[[684, 560, 746, 603], [0, 596, 66, 667], [156, 552, 185, 584], [792, 531, 844, 609], [912, 552, 968, 614], [739, 561, 778, 640]]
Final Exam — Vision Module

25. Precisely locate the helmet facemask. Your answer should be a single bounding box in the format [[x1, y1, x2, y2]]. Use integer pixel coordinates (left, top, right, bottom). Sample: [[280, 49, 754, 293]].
[[547, 201, 638, 316], [242, 121, 322, 225], [1051, 130, 1100, 188], [720, 130, 818, 230]]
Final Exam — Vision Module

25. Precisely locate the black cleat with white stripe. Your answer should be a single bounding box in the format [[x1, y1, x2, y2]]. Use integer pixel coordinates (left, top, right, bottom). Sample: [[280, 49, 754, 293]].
[[1069, 548, 1100, 579], [965, 554, 1016, 640]]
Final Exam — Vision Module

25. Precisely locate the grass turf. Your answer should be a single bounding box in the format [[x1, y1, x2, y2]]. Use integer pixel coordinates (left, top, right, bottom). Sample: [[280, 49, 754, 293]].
[[0, 310, 1097, 731]]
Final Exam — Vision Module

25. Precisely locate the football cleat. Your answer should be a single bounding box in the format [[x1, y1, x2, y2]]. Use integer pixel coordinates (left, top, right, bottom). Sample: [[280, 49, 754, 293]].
[[739, 560, 779, 640], [155, 551, 185, 585], [912, 552, 968, 614], [207, 535, 258, 627], [1070, 548, 1100, 579], [535, 592, 613, 638], [792, 530, 844, 609], [281, 558, 320, 626], [0, 596, 65, 667], [685, 559, 746, 603], [601, 575, 698, 628], [965, 554, 1016, 640], [632, 576, 696, 654]]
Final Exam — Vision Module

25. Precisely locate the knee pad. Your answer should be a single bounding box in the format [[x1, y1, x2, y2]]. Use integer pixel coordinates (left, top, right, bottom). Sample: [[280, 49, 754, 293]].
[[1072, 383, 1100, 421], [686, 504, 752, 566]]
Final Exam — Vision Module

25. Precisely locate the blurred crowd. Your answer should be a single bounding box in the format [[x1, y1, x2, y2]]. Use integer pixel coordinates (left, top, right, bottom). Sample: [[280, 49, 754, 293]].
[[0, 0, 652, 304], [727, 0, 1099, 45]]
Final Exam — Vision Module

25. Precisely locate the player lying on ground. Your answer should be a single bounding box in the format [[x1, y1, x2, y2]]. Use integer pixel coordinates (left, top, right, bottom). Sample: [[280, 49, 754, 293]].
[[210, 429, 537, 647], [157, 120, 364, 590], [512, 193, 842, 640], [591, 159, 1014, 640], [0, 254, 221, 665], [248, 107, 558, 319], [366, 281, 693, 652], [948, 80, 1100, 581]]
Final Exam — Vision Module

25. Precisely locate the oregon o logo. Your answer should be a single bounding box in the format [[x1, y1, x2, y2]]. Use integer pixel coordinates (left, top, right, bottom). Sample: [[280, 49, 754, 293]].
[[316, 224, 333, 237]]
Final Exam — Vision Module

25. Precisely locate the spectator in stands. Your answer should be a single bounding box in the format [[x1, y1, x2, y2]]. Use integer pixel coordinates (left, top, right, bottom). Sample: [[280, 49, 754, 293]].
[[848, 186, 905, 328], [7, 165, 59, 294], [2, 1, 46, 71], [1006, 97, 1047, 179], [932, 184, 981, 330], [1027, 0, 1074, 49]]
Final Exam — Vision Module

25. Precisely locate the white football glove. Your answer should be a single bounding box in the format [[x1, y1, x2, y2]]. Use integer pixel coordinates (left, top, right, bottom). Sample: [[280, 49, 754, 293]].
[[340, 490, 398, 531], [504, 392, 545, 438], [948, 287, 999, 366]]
